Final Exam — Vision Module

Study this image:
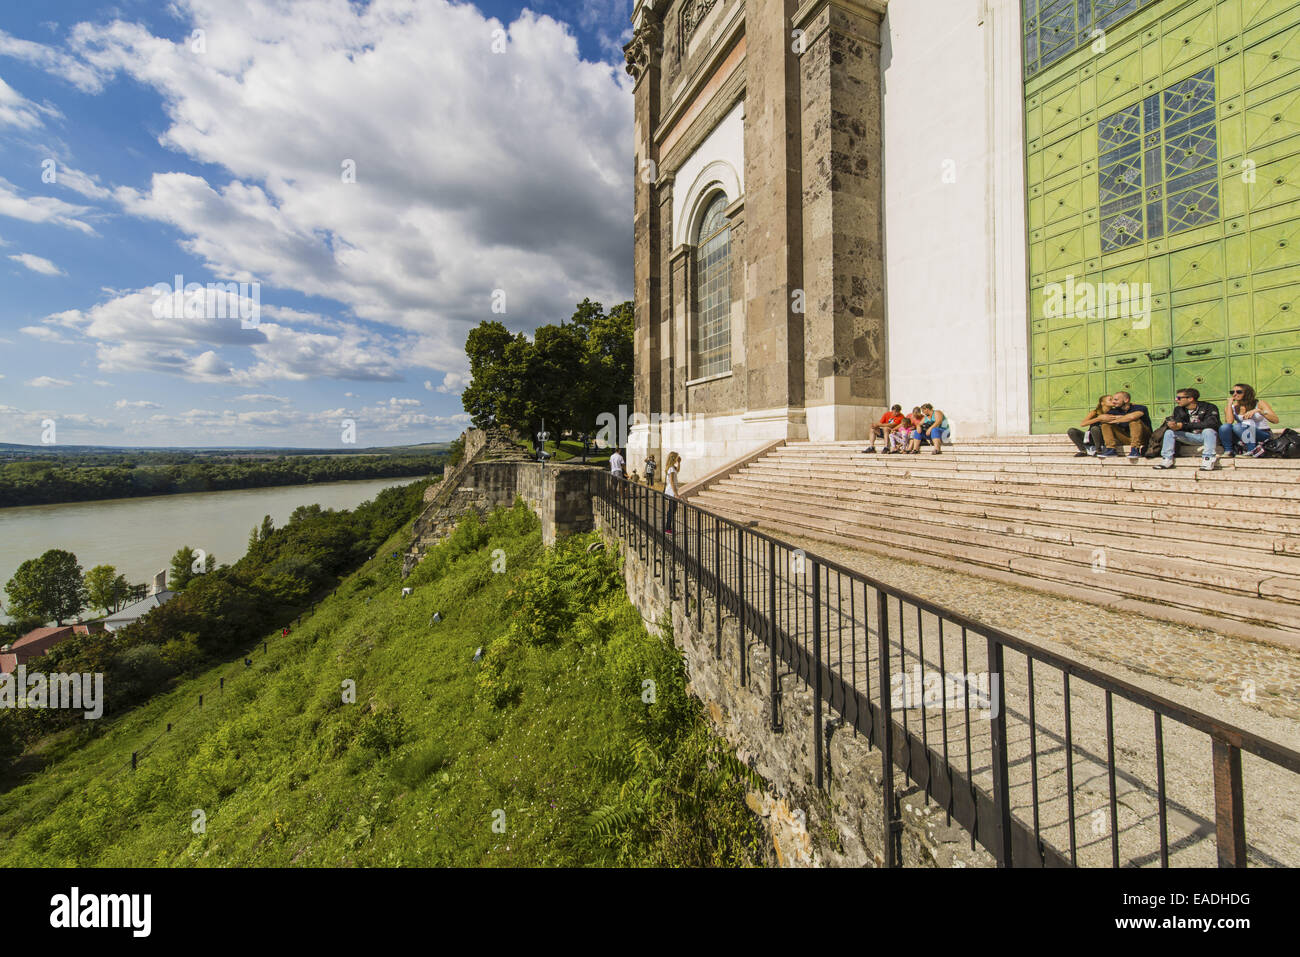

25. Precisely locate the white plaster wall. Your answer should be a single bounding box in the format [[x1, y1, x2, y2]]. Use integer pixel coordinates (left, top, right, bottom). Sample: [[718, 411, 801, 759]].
[[671, 100, 746, 249], [880, 0, 1030, 437]]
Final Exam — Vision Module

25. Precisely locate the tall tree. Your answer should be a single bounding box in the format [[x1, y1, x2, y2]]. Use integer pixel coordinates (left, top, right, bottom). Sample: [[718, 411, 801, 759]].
[[4, 549, 88, 626], [168, 546, 207, 592], [85, 565, 131, 616], [459, 300, 634, 442]]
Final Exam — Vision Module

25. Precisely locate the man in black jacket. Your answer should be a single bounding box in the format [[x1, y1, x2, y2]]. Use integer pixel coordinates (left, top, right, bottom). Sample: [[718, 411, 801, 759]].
[[1154, 388, 1222, 470]]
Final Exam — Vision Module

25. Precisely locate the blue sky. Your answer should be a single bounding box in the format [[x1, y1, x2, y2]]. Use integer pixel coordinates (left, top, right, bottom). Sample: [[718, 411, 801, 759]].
[[0, 0, 634, 448]]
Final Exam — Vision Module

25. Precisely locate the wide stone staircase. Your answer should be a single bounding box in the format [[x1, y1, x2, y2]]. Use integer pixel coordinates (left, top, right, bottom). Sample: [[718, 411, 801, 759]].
[[687, 436, 1300, 646]]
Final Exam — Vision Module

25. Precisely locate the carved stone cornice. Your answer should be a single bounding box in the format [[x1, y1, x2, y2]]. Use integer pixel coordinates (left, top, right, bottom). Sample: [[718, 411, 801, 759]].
[[624, 17, 663, 82]]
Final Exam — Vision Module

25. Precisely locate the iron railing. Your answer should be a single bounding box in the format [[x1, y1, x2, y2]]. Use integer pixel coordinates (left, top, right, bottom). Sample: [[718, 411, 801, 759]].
[[594, 471, 1300, 868]]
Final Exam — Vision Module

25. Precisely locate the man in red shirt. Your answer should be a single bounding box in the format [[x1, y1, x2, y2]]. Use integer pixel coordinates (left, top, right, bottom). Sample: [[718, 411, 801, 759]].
[[863, 405, 905, 453]]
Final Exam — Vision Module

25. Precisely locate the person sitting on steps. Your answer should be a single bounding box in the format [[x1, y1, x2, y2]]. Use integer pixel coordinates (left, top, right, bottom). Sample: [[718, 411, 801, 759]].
[[1154, 387, 1221, 471], [902, 407, 925, 454], [863, 405, 905, 453], [1094, 390, 1152, 459], [1219, 383, 1278, 458], [918, 404, 950, 454], [1067, 395, 1116, 457]]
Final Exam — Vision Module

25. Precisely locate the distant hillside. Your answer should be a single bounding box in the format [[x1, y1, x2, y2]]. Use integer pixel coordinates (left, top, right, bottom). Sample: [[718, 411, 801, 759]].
[[0, 442, 452, 457], [0, 451, 447, 508], [0, 503, 765, 866]]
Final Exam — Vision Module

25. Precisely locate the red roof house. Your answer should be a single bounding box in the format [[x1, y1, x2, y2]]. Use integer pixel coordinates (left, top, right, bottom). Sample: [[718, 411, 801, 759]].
[[0, 626, 75, 675]]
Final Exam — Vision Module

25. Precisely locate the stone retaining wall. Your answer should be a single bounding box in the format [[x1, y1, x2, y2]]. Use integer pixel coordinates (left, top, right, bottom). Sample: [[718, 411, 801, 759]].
[[405, 455, 598, 574], [597, 509, 994, 868]]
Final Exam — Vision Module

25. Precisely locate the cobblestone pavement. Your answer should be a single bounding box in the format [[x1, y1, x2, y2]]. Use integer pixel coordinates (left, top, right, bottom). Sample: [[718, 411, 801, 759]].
[[773, 530, 1300, 743]]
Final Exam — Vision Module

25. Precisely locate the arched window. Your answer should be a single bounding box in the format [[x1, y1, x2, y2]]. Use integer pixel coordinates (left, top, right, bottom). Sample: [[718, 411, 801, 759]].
[[693, 192, 732, 378]]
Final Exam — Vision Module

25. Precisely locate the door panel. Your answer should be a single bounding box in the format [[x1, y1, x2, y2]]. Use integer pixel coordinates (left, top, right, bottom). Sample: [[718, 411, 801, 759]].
[[1254, 285, 1300, 334], [1048, 371, 1089, 411], [1169, 239, 1226, 288], [1244, 88, 1300, 153], [1255, 347, 1300, 397], [1172, 298, 1227, 345], [1172, 349, 1229, 399], [1243, 23, 1300, 90]]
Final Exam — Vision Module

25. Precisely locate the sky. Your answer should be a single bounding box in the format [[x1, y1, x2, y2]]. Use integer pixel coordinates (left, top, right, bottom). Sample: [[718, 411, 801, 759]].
[[0, 0, 634, 448]]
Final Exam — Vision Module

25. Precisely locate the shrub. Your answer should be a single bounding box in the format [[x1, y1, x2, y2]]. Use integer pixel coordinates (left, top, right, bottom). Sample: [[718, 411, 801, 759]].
[[356, 706, 406, 756]]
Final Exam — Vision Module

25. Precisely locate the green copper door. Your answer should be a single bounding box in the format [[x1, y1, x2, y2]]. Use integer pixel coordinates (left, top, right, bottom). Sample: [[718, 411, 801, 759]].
[[1023, 0, 1300, 433]]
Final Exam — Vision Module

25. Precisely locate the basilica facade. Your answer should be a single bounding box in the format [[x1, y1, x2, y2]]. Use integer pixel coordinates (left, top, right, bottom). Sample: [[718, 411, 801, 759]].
[[624, 0, 1300, 479]]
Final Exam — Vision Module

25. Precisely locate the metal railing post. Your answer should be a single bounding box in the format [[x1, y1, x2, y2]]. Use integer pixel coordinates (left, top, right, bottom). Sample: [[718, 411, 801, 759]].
[[876, 590, 899, 867], [695, 506, 703, 631], [714, 518, 722, 659], [768, 538, 779, 731], [813, 562, 823, 790], [1212, 737, 1247, 867], [987, 637, 1014, 867], [737, 524, 746, 686]]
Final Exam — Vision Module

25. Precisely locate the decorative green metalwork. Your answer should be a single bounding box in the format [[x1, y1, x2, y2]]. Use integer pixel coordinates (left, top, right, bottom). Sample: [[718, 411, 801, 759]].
[[1098, 67, 1219, 251], [1024, 0, 1163, 78]]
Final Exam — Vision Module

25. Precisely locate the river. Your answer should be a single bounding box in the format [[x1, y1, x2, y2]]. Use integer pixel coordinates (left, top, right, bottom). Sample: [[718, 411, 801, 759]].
[[0, 477, 420, 620]]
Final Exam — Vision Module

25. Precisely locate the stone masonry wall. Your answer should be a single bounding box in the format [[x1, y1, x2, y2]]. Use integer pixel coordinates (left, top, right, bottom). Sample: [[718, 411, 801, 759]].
[[596, 508, 995, 868], [404, 454, 598, 575]]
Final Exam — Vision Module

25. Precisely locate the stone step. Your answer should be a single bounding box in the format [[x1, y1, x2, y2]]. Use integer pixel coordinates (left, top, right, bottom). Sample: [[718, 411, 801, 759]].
[[712, 474, 1298, 558], [695, 497, 1300, 637], [737, 463, 1300, 515], [721, 472, 1300, 538], [695, 485, 1300, 590], [771, 450, 1300, 482]]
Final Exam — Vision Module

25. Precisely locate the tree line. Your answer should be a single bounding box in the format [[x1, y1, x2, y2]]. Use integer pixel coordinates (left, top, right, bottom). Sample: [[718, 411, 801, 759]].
[[461, 298, 632, 445], [0, 453, 444, 508]]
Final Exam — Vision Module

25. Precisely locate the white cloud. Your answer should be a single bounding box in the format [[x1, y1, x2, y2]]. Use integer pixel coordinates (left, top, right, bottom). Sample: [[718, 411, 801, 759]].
[[0, 177, 96, 234], [20, 323, 74, 343], [0, 74, 59, 129], [61, 0, 630, 374], [114, 398, 162, 409], [53, 163, 111, 200], [9, 252, 64, 275], [44, 287, 407, 384], [0, 29, 105, 92], [434, 371, 470, 394], [235, 393, 289, 404], [26, 376, 73, 387]]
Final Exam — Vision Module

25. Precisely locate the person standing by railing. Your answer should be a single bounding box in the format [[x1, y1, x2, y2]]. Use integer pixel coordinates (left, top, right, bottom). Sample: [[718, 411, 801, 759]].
[[663, 451, 681, 535]]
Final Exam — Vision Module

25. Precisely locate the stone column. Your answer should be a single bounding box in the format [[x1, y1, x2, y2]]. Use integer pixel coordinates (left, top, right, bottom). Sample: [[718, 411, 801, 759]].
[[625, 7, 664, 467], [795, 0, 888, 442], [988, 0, 1031, 435], [741, 0, 808, 437]]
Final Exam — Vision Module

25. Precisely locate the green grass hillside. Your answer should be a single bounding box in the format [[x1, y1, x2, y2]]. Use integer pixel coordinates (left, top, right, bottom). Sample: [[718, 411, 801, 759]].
[[0, 500, 765, 866]]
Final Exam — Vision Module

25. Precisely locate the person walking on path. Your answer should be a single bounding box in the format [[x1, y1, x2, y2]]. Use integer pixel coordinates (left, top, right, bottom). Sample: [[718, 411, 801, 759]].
[[1154, 388, 1221, 470], [644, 454, 657, 487], [663, 451, 681, 535]]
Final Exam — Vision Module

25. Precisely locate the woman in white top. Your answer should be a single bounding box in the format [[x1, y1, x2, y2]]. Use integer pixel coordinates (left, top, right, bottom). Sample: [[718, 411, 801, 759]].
[[1219, 383, 1279, 456], [663, 451, 681, 535]]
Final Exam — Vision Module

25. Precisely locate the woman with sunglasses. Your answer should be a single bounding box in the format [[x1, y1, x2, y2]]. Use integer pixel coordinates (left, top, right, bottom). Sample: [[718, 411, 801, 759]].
[[1219, 384, 1279, 457]]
